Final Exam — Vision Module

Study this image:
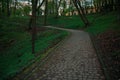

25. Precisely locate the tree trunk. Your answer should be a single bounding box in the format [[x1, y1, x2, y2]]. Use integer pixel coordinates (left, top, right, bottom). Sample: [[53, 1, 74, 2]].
[[77, 0, 89, 25], [44, 0, 48, 25], [72, 0, 90, 27], [1, 0, 5, 15], [31, 0, 37, 54], [37, 0, 45, 13], [28, 17, 32, 30], [55, 0, 62, 18], [7, 0, 10, 17], [55, 0, 58, 18], [29, 0, 45, 30], [14, 0, 17, 15], [116, 0, 120, 20]]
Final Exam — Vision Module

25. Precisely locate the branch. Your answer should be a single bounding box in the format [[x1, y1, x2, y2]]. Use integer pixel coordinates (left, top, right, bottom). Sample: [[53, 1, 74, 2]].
[[37, 0, 45, 11]]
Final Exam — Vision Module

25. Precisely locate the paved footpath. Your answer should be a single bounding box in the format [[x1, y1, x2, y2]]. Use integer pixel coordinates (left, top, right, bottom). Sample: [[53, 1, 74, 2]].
[[14, 26, 105, 80]]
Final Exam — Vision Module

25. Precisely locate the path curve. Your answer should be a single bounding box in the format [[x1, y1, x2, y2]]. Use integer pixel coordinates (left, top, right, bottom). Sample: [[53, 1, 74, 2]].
[[15, 26, 105, 80]]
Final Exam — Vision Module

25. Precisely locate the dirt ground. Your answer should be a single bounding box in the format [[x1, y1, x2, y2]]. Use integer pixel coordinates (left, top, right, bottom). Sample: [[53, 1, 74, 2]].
[[97, 30, 120, 80]]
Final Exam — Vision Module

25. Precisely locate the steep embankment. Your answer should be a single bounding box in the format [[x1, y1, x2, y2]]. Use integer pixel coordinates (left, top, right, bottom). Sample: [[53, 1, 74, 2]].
[[86, 12, 120, 80]]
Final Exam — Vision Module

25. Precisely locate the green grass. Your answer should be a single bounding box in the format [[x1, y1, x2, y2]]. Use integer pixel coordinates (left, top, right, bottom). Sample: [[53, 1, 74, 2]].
[[0, 29, 68, 80], [0, 11, 119, 80], [85, 12, 119, 35], [45, 14, 97, 29], [47, 16, 84, 29], [37, 15, 85, 29], [44, 12, 119, 35], [0, 17, 68, 80]]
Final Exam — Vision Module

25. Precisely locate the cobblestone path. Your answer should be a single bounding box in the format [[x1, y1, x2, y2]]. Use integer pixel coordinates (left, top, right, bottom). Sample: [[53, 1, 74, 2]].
[[14, 26, 105, 80]]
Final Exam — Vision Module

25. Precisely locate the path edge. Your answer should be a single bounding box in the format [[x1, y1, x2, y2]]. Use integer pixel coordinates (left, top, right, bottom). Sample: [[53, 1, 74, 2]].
[[89, 33, 110, 80], [24, 31, 71, 80], [12, 30, 71, 80]]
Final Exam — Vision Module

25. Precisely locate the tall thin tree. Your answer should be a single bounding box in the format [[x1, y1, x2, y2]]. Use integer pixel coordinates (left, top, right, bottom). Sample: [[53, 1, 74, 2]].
[[44, 0, 48, 25], [7, 0, 10, 17], [31, 0, 38, 54], [72, 0, 90, 27]]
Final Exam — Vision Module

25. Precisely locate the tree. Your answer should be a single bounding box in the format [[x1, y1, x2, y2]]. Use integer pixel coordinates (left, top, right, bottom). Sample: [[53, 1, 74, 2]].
[[23, 5, 31, 16], [37, 0, 45, 15], [116, 0, 120, 20], [29, 0, 45, 30], [72, 0, 90, 27], [61, 0, 67, 16], [0, 0, 11, 17], [55, 0, 62, 18], [44, 0, 48, 25], [93, 0, 118, 13], [14, 0, 18, 15], [31, 0, 38, 54], [6, 0, 10, 17]]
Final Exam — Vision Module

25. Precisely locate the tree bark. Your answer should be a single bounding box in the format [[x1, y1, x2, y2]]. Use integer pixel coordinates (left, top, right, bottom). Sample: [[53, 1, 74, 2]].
[[29, 0, 45, 30], [116, 0, 120, 20], [44, 0, 48, 25], [55, 0, 62, 18], [7, 0, 10, 17], [37, 0, 45, 12], [77, 0, 89, 25], [1, 0, 5, 15], [72, 0, 90, 27], [31, 0, 38, 54], [14, 0, 17, 15]]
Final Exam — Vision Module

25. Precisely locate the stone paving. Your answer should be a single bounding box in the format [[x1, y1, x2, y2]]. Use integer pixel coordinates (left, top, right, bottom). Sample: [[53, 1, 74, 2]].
[[14, 26, 105, 80]]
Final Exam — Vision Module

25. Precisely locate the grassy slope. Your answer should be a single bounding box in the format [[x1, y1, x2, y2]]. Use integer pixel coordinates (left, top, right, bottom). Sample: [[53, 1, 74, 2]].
[[45, 12, 118, 35], [45, 14, 96, 29], [85, 12, 120, 80], [0, 12, 119, 80], [85, 12, 119, 35], [47, 16, 85, 29], [0, 17, 68, 80]]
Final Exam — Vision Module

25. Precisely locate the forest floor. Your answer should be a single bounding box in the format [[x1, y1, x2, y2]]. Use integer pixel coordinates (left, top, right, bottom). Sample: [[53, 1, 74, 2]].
[[86, 12, 120, 80], [97, 29, 120, 80], [85, 12, 120, 80]]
